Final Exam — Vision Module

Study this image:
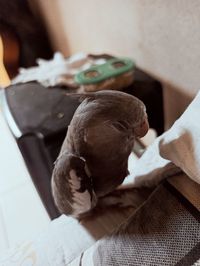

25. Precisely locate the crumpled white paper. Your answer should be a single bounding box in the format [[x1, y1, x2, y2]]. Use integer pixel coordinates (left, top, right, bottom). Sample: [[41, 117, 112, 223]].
[[12, 52, 106, 88]]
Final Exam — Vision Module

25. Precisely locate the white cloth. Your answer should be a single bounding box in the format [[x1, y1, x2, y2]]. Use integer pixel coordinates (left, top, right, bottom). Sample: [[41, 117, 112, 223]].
[[130, 90, 200, 187], [12, 52, 106, 88]]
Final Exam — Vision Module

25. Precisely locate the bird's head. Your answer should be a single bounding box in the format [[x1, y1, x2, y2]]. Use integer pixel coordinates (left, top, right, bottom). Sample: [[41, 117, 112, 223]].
[[67, 89, 149, 139], [94, 90, 149, 139]]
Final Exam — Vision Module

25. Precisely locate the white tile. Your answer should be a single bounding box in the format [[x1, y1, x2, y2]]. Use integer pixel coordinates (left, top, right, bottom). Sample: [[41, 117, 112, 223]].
[[0, 206, 9, 252], [0, 181, 50, 247], [0, 112, 30, 194]]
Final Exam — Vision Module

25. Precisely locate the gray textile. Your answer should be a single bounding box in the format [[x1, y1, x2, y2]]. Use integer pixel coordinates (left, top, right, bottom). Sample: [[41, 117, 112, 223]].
[[92, 183, 200, 266]]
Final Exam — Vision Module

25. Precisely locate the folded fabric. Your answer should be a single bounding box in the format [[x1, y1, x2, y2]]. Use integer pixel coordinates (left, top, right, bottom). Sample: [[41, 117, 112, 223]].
[[129, 90, 200, 187]]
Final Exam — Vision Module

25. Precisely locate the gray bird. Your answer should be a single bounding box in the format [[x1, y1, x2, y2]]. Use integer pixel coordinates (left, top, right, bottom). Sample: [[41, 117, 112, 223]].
[[51, 90, 149, 218]]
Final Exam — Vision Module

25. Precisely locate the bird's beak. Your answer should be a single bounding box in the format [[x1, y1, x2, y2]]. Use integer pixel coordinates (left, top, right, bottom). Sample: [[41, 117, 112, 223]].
[[134, 116, 149, 138]]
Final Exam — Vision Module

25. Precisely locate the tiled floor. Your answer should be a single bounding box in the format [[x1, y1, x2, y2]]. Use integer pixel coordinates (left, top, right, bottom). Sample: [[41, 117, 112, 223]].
[[0, 111, 50, 253]]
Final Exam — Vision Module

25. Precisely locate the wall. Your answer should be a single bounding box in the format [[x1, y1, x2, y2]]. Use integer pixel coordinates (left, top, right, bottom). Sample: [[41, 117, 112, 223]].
[[33, 0, 200, 126]]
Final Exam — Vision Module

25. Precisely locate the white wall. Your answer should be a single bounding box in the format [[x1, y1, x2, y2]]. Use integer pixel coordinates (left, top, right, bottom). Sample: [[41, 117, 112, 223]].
[[33, 0, 200, 125]]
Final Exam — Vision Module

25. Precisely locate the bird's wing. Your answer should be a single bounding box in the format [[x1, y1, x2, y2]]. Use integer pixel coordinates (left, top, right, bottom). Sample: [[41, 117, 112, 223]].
[[52, 153, 97, 217], [68, 168, 95, 216]]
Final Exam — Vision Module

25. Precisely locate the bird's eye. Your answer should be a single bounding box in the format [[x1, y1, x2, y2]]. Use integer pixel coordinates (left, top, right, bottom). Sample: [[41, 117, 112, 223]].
[[113, 120, 129, 131]]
